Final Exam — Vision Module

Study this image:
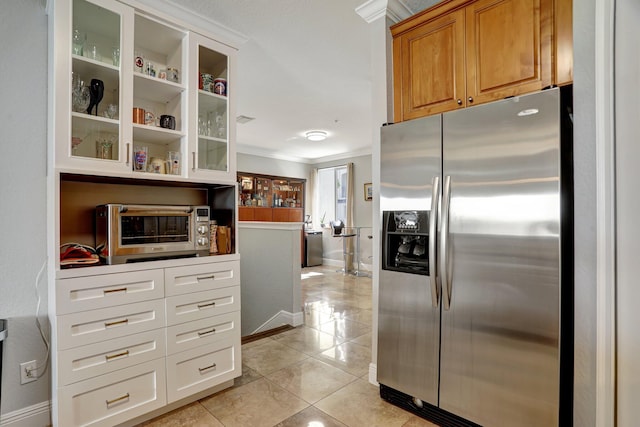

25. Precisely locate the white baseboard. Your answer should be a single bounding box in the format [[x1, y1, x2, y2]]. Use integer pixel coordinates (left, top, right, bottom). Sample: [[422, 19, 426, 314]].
[[0, 401, 51, 427], [250, 310, 303, 335], [368, 362, 378, 386]]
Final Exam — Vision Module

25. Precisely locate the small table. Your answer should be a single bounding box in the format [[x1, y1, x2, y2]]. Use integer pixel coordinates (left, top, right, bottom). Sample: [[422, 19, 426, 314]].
[[332, 229, 356, 275]]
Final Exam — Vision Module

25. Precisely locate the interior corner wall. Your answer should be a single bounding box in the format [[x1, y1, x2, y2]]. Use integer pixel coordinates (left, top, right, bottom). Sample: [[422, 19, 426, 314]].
[[614, 0, 640, 424], [572, 0, 598, 425], [0, 0, 51, 417]]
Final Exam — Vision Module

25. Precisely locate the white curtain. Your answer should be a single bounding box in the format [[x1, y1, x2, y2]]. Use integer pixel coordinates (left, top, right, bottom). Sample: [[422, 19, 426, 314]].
[[345, 162, 354, 269]]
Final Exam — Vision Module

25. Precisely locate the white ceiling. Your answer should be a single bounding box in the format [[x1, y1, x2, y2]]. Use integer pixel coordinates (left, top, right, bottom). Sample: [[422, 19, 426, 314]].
[[170, 0, 439, 163]]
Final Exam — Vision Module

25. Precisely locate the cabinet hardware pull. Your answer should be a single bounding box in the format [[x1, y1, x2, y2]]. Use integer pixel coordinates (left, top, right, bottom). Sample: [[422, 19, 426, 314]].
[[197, 301, 216, 309], [126, 143, 130, 165], [468, 96, 474, 103], [105, 319, 129, 328], [192, 151, 196, 171], [106, 393, 130, 406], [198, 328, 216, 336], [196, 275, 215, 281], [198, 363, 217, 373], [104, 287, 127, 294], [105, 350, 130, 361], [457, 99, 462, 105]]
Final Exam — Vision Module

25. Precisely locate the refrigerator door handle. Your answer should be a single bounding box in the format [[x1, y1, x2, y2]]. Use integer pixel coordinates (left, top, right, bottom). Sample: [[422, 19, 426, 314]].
[[440, 175, 452, 310], [429, 176, 440, 307]]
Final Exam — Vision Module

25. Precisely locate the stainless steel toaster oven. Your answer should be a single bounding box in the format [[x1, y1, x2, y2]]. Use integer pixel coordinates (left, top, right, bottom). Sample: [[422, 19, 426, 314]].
[[95, 204, 210, 264]]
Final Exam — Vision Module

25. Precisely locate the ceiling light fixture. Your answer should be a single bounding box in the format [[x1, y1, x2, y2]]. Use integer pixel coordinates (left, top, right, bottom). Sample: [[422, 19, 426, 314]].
[[305, 130, 328, 141]]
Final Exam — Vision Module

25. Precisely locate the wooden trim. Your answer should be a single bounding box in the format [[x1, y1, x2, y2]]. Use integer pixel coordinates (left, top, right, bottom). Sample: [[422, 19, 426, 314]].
[[392, 36, 403, 123], [554, 0, 573, 85], [241, 325, 294, 344]]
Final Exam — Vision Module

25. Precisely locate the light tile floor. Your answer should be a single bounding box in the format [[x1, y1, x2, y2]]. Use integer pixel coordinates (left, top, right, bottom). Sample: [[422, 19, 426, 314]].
[[136, 266, 436, 427]]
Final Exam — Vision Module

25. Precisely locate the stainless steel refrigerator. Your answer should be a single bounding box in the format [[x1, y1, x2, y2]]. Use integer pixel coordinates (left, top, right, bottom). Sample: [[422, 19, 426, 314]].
[[378, 87, 573, 427]]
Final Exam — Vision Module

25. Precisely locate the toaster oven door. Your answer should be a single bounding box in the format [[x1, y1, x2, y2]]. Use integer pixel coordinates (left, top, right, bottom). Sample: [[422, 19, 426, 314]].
[[100, 205, 198, 263]]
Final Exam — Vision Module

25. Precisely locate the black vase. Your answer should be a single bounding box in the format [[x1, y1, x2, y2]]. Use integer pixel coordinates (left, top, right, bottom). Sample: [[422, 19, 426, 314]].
[[86, 79, 104, 115]]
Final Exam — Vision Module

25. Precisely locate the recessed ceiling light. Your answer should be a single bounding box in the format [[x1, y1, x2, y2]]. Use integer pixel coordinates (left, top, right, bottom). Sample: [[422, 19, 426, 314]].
[[517, 108, 539, 117], [305, 130, 327, 141]]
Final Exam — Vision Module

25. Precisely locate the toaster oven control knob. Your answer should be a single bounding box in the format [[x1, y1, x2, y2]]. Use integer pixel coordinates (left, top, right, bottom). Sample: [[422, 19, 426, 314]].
[[197, 225, 208, 235], [197, 236, 209, 247]]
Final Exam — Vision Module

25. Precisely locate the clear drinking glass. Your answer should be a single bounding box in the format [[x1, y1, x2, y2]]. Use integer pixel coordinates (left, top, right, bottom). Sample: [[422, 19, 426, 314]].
[[72, 29, 85, 55], [112, 46, 120, 67]]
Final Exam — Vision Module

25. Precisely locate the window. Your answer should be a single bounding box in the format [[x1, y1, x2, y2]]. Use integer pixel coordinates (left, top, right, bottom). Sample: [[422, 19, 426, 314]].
[[316, 165, 348, 226]]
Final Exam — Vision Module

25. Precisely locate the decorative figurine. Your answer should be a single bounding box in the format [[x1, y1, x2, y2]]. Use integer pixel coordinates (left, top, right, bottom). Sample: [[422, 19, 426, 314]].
[[86, 79, 104, 115]]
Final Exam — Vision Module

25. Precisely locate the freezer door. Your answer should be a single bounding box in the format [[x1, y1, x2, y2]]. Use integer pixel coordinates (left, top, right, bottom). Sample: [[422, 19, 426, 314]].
[[378, 115, 441, 405], [439, 89, 562, 426]]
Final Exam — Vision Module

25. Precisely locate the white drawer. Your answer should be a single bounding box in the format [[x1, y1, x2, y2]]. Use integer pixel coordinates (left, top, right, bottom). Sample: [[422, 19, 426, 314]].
[[165, 286, 240, 326], [164, 260, 239, 296], [56, 269, 164, 315], [166, 311, 240, 356], [57, 299, 165, 350], [58, 358, 167, 427], [58, 329, 166, 386], [166, 337, 240, 403]]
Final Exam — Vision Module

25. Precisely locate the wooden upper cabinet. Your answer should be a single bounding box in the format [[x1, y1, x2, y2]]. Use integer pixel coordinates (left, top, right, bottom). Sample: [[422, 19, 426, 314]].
[[554, 0, 573, 85], [465, 0, 552, 105], [392, 0, 569, 121], [394, 9, 466, 121]]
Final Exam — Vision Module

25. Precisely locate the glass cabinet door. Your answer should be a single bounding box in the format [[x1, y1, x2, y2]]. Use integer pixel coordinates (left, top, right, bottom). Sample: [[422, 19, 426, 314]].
[[188, 32, 236, 182], [70, 0, 129, 163]]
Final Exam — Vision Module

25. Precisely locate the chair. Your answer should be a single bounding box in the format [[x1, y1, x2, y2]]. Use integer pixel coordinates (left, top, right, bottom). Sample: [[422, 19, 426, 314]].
[[330, 220, 356, 275]]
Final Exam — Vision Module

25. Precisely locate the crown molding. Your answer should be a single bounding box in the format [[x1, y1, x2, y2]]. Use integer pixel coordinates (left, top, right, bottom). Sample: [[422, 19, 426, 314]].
[[356, 0, 413, 24], [120, 0, 249, 48]]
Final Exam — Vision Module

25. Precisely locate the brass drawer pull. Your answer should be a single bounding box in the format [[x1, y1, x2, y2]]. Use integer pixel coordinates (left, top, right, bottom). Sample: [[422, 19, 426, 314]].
[[104, 287, 127, 294], [105, 319, 128, 328], [197, 301, 216, 309], [106, 393, 130, 406], [105, 350, 130, 361], [196, 274, 215, 281], [197, 328, 216, 337], [198, 363, 217, 373]]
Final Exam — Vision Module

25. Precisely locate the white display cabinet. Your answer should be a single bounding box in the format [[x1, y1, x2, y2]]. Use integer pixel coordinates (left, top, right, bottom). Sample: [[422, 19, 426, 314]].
[[47, 0, 242, 425], [188, 32, 237, 184]]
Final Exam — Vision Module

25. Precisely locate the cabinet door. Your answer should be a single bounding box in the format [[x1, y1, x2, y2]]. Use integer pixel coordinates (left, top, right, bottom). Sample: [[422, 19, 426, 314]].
[[288, 208, 304, 222], [254, 208, 273, 222], [238, 206, 255, 221], [53, 0, 134, 174], [188, 32, 237, 183], [465, 0, 552, 105], [393, 9, 466, 121]]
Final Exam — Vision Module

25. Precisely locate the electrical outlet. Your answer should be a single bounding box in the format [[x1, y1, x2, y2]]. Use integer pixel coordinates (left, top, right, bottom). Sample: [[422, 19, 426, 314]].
[[20, 360, 38, 384]]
